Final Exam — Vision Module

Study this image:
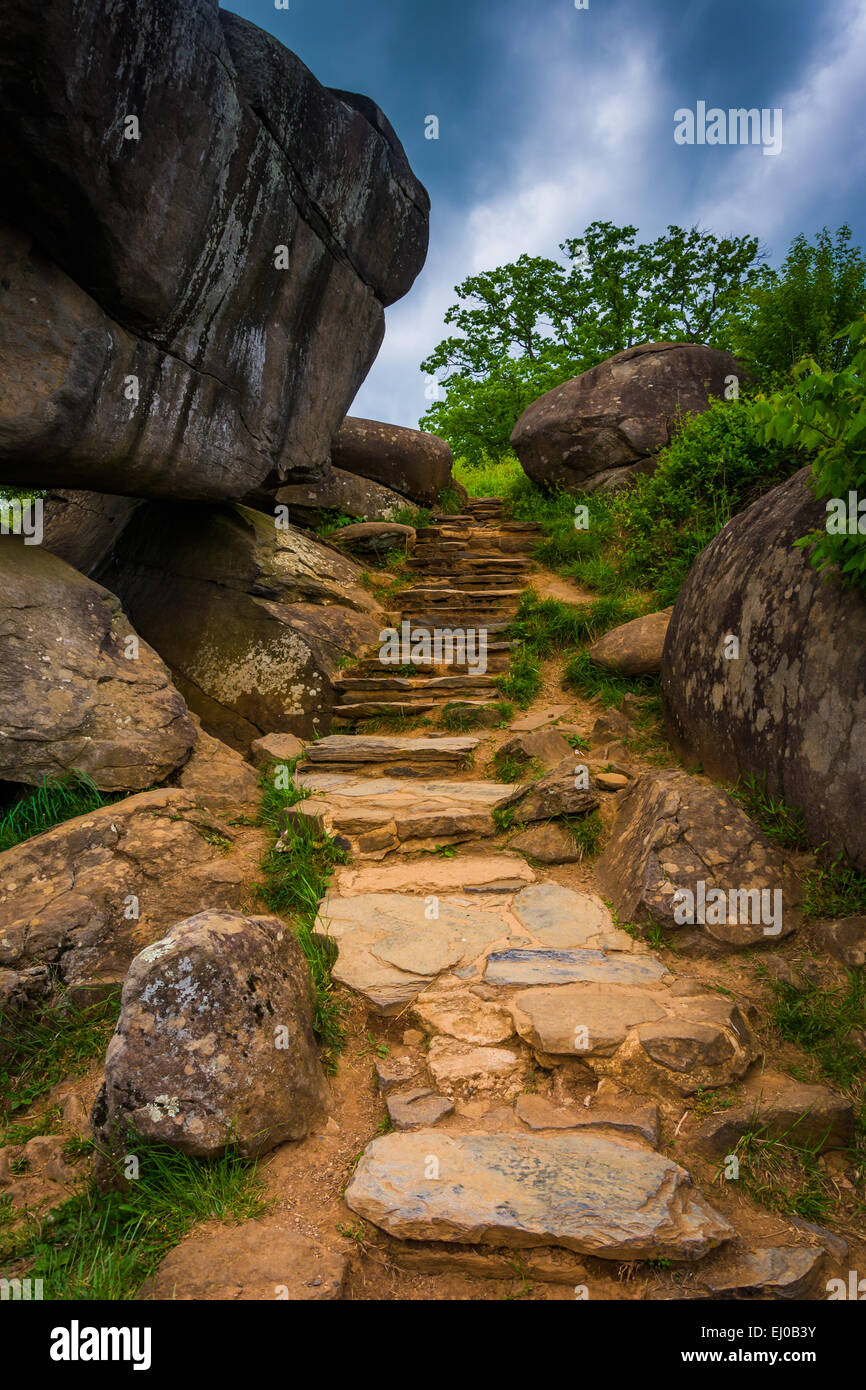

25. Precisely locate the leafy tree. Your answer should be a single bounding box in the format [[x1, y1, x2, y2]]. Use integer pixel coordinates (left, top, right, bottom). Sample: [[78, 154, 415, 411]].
[[421, 222, 763, 462], [750, 317, 866, 595], [732, 226, 866, 386]]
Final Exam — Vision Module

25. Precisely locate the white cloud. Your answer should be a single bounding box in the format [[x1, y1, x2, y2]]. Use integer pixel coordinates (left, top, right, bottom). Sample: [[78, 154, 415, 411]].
[[691, 0, 866, 250], [353, 20, 665, 427]]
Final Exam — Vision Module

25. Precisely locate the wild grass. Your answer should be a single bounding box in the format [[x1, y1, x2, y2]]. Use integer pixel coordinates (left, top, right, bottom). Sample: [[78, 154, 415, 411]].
[[439, 700, 513, 732], [0, 773, 119, 854], [804, 854, 866, 919], [256, 761, 349, 1065], [767, 971, 866, 1095], [562, 810, 604, 859], [0, 1138, 267, 1300], [0, 994, 122, 1141], [728, 774, 811, 852]]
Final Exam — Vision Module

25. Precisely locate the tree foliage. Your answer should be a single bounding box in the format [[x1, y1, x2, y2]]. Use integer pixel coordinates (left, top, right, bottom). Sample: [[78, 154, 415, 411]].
[[420, 221, 763, 462], [751, 317, 866, 595]]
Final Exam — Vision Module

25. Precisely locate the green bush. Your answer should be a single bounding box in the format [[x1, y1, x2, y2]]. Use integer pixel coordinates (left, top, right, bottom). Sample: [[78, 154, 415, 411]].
[[751, 317, 866, 596]]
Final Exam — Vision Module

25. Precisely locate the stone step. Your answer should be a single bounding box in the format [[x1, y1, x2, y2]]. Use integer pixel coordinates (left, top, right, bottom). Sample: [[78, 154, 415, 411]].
[[393, 614, 515, 632], [333, 698, 494, 718], [344, 1130, 733, 1261], [296, 775, 514, 857], [398, 587, 524, 603], [300, 734, 481, 768], [334, 674, 499, 693]]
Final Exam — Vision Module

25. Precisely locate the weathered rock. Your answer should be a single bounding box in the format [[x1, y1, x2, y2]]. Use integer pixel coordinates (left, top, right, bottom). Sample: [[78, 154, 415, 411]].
[[613, 994, 760, 1098], [249, 732, 306, 771], [0, 789, 255, 987], [386, 1087, 454, 1130], [511, 342, 742, 494], [484, 948, 669, 988], [815, 916, 866, 970], [331, 418, 453, 506], [690, 1070, 854, 1156], [141, 1220, 348, 1300], [596, 770, 801, 947], [0, 967, 52, 1051], [426, 1040, 525, 1099], [41, 489, 142, 576], [251, 467, 413, 529], [0, 539, 196, 790], [344, 1130, 733, 1259], [373, 1054, 421, 1093], [176, 719, 260, 815], [509, 821, 582, 863], [411, 990, 515, 1045], [588, 608, 673, 676], [662, 467, 866, 871], [93, 911, 329, 1159], [502, 758, 600, 823], [95, 504, 382, 750], [699, 1246, 823, 1300], [509, 985, 667, 1058], [498, 728, 573, 770], [0, 1, 429, 499], [334, 522, 415, 555], [510, 883, 618, 948], [515, 1092, 659, 1145], [597, 772, 629, 791]]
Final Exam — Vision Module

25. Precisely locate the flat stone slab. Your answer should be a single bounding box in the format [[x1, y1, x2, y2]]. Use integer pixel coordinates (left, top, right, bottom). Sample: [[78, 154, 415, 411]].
[[333, 855, 535, 897], [511, 884, 622, 948], [344, 1131, 733, 1260], [484, 948, 670, 988], [515, 1093, 659, 1145], [510, 985, 668, 1057], [302, 735, 482, 764], [386, 1088, 455, 1130]]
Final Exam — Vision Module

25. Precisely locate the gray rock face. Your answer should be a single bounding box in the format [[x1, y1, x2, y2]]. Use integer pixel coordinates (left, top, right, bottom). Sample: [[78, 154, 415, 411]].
[[0, 0, 429, 500], [93, 911, 329, 1159], [0, 540, 196, 790], [248, 466, 413, 528], [40, 490, 143, 576], [344, 1130, 733, 1260], [596, 770, 802, 947], [511, 342, 742, 493], [662, 468, 866, 872], [330, 418, 454, 505], [95, 503, 383, 750], [0, 788, 255, 988]]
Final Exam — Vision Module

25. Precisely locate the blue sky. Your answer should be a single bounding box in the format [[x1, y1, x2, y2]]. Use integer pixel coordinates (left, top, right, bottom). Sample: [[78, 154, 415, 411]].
[[229, 0, 866, 428]]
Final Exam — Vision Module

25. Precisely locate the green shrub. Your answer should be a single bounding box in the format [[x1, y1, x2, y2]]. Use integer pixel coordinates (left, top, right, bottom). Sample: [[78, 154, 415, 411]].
[[751, 316, 866, 596], [606, 397, 800, 606]]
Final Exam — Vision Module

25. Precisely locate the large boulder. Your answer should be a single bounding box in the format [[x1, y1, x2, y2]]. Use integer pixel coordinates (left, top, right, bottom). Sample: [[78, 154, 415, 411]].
[[246, 465, 412, 528], [596, 770, 802, 948], [511, 342, 742, 494], [330, 418, 454, 506], [0, 539, 196, 790], [92, 910, 329, 1158], [662, 468, 866, 871], [95, 503, 383, 750], [0, 787, 259, 993], [0, 0, 429, 500]]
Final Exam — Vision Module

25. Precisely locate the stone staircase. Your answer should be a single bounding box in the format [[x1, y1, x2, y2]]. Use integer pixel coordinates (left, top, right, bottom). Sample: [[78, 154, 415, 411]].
[[332, 498, 540, 722], [289, 496, 833, 1296]]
